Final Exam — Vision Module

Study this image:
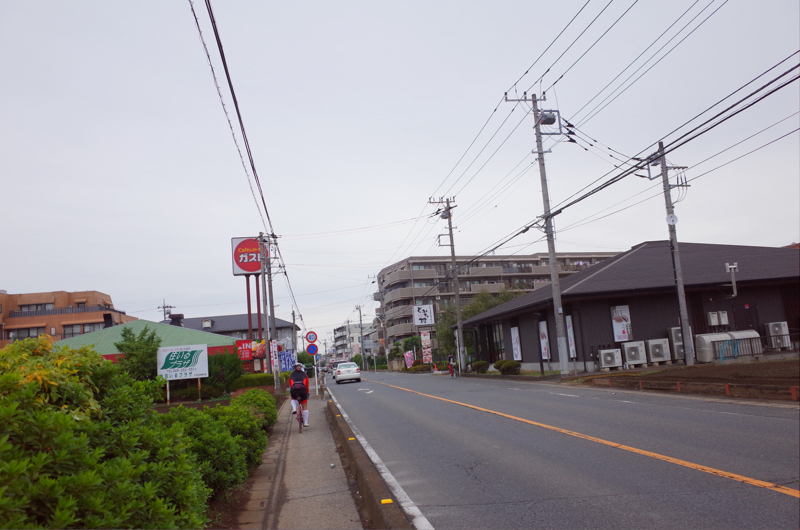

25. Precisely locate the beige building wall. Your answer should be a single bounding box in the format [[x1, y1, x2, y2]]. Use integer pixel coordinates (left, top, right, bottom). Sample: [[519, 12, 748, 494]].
[[0, 290, 136, 348]]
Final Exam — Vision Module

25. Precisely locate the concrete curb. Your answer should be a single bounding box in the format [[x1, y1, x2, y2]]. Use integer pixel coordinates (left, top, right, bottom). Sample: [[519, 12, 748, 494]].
[[590, 377, 800, 400], [325, 398, 414, 530]]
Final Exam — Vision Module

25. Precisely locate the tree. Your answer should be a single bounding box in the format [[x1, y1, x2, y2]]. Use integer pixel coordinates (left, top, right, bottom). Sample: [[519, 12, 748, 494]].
[[402, 335, 421, 354], [296, 351, 314, 365], [114, 326, 162, 381], [206, 348, 244, 393], [388, 342, 403, 360], [435, 290, 523, 358]]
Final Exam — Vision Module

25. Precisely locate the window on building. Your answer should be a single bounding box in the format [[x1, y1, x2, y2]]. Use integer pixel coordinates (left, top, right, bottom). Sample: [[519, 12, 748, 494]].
[[19, 303, 54, 312], [77, 302, 86, 308], [412, 264, 432, 270], [413, 281, 431, 287], [7, 327, 46, 340]]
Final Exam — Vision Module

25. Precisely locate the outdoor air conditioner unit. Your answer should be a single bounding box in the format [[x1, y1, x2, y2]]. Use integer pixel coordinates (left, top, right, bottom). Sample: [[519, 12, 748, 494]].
[[646, 339, 671, 363], [598, 349, 622, 369], [622, 341, 647, 366], [766, 321, 790, 349], [669, 326, 692, 360]]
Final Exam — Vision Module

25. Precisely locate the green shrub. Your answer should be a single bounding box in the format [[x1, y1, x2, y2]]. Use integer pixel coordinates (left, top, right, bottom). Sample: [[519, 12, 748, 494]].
[[493, 360, 508, 371], [205, 351, 244, 393], [230, 389, 277, 429], [206, 405, 267, 469], [472, 360, 489, 373], [411, 359, 422, 367], [500, 360, 522, 375], [230, 373, 276, 391], [0, 336, 210, 529], [154, 406, 247, 495], [408, 365, 431, 373]]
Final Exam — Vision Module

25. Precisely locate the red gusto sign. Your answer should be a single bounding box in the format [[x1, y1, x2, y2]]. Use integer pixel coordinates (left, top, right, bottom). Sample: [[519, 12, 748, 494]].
[[231, 237, 267, 276]]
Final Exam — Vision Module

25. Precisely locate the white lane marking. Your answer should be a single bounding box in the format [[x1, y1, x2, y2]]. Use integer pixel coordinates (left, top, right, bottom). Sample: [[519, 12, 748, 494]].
[[549, 392, 580, 398], [328, 390, 434, 530], [366, 390, 374, 394]]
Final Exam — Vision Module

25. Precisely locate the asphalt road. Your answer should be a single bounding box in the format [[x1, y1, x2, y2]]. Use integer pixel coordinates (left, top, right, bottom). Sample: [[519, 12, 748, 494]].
[[328, 371, 800, 530]]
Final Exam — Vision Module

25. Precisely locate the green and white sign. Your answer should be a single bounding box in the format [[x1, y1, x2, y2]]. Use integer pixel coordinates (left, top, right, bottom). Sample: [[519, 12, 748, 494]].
[[157, 344, 209, 380]]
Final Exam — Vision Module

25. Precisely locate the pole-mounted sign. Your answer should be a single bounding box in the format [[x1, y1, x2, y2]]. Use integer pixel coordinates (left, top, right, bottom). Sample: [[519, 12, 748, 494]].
[[231, 237, 268, 276], [306, 331, 318, 343]]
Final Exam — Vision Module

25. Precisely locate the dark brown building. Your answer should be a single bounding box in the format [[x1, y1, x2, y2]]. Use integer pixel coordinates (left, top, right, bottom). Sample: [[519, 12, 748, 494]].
[[461, 241, 800, 372]]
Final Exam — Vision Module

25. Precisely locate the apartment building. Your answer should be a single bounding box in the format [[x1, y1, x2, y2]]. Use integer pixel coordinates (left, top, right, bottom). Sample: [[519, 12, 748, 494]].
[[374, 252, 617, 346], [0, 290, 137, 348]]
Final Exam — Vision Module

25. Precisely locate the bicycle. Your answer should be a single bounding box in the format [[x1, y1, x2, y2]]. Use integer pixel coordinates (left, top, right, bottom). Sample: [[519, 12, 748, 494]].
[[296, 401, 304, 433]]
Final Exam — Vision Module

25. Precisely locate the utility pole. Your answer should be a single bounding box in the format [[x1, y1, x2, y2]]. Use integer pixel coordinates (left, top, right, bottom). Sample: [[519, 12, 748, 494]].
[[657, 141, 695, 365], [431, 197, 466, 374], [505, 92, 570, 376], [292, 310, 297, 353], [356, 305, 365, 371], [260, 232, 280, 390], [158, 300, 176, 321]]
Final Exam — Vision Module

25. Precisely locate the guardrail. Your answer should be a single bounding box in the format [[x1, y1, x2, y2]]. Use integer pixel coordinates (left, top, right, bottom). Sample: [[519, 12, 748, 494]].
[[712, 333, 798, 360]]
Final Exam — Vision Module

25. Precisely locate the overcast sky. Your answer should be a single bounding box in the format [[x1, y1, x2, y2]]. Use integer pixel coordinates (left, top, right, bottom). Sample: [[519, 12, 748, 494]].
[[2, 1, 798, 348]]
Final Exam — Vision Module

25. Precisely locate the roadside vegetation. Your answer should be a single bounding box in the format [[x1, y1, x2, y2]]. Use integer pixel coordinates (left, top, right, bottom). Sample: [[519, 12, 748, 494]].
[[0, 335, 279, 529]]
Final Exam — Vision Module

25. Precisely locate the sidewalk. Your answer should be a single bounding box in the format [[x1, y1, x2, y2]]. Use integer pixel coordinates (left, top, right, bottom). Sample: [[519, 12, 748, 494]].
[[235, 389, 363, 530]]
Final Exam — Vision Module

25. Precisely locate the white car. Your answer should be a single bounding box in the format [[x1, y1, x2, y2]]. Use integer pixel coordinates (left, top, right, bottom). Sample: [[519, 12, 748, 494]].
[[334, 362, 361, 384]]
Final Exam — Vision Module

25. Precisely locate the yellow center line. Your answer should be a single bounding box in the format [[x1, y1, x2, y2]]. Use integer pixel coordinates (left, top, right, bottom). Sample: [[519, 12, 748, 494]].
[[365, 378, 800, 499]]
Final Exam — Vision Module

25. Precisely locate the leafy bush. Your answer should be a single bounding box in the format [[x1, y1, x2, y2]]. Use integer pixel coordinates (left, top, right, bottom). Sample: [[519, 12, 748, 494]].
[[493, 360, 508, 371], [229, 389, 277, 429], [154, 406, 247, 495], [411, 359, 422, 367], [205, 351, 244, 393], [500, 360, 522, 375], [206, 405, 267, 469], [296, 351, 314, 365], [0, 336, 209, 529], [408, 365, 431, 373], [472, 360, 489, 373]]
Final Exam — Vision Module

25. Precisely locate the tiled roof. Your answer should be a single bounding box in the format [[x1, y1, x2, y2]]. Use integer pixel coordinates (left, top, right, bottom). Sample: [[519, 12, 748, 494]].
[[161, 313, 298, 334], [56, 319, 236, 356], [462, 240, 800, 326]]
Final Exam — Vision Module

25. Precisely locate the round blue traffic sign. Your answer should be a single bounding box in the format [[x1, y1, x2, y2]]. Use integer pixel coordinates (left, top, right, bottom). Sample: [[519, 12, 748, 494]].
[[307, 344, 319, 355]]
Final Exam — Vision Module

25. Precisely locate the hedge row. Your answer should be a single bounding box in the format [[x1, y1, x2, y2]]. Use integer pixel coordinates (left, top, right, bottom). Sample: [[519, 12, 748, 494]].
[[0, 338, 278, 529], [0, 337, 209, 528]]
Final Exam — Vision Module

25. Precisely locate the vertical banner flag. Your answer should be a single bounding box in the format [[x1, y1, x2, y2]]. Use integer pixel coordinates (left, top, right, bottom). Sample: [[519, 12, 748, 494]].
[[610, 305, 632, 342], [157, 344, 209, 380], [510, 327, 522, 361], [566, 316, 577, 359], [413, 305, 435, 326], [421, 331, 432, 363], [404, 351, 415, 369], [539, 321, 550, 360]]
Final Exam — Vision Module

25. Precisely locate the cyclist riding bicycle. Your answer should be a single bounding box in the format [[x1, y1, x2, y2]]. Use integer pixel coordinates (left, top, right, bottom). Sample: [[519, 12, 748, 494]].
[[289, 362, 310, 427]]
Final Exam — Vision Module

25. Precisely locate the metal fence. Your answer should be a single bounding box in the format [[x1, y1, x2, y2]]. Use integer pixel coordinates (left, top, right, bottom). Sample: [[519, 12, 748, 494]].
[[712, 333, 798, 360], [9, 305, 125, 318]]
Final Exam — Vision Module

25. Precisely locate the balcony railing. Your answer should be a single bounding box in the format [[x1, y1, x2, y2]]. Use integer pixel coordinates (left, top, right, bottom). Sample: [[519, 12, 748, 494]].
[[9, 305, 125, 318]]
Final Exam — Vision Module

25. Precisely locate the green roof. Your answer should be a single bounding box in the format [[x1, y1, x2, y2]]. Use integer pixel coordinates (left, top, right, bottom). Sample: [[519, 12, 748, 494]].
[[56, 319, 237, 356]]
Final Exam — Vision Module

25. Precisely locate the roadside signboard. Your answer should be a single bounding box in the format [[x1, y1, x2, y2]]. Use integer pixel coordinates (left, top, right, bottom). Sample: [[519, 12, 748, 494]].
[[279, 349, 297, 372], [231, 237, 267, 276], [236, 340, 253, 360], [413, 305, 435, 326], [157, 344, 209, 380]]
